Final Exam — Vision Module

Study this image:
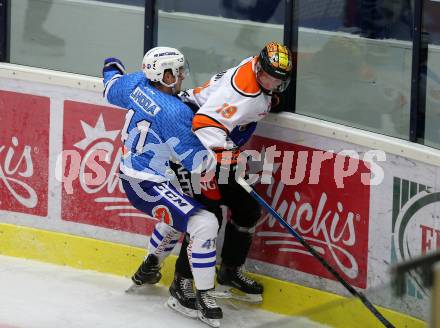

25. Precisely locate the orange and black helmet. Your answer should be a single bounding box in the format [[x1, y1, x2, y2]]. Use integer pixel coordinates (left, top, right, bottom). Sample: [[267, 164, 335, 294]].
[[258, 42, 294, 82]]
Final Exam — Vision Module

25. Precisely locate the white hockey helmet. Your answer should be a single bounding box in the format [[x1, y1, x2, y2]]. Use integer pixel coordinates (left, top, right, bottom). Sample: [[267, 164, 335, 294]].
[[142, 46, 186, 87]]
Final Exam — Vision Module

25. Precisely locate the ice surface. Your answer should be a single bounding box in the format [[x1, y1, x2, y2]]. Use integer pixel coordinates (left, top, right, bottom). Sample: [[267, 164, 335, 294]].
[[0, 255, 328, 328]]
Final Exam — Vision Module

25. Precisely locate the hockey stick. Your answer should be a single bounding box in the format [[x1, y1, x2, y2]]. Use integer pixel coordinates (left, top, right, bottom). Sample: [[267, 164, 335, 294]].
[[236, 177, 395, 328]]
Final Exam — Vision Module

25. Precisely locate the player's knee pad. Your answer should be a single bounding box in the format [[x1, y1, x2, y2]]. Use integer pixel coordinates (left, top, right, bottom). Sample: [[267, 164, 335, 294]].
[[205, 205, 223, 229], [186, 209, 219, 241], [185, 210, 218, 290], [221, 220, 255, 267], [230, 219, 256, 234], [187, 234, 217, 290], [224, 220, 255, 249], [148, 222, 181, 263]]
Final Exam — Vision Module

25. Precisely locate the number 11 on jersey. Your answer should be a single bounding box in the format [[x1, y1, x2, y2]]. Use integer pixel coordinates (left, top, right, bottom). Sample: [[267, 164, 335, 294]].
[[120, 109, 151, 154]]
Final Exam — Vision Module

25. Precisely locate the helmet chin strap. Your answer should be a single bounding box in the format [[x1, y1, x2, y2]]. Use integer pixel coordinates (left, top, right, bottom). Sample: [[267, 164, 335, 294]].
[[159, 71, 181, 93], [255, 74, 273, 95], [258, 83, 273, 95], [159, 79, 177, 89]]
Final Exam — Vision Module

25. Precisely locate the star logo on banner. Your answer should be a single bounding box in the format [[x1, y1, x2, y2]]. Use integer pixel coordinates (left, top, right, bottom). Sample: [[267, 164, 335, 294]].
[[74, 114, 120, 150]]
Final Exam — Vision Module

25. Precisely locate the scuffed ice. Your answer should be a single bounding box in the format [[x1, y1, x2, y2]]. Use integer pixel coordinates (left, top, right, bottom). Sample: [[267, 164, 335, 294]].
[[0, 255, 328, 328]]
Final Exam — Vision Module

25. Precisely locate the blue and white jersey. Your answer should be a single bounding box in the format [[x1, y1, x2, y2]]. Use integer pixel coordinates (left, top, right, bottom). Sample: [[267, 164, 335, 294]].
[[103, 68, 209, 182]]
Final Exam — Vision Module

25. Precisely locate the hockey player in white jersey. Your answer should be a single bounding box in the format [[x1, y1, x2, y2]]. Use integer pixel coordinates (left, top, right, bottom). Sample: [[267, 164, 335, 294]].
[[103, 47, 224, 327], [182, 41, 294, 302], [132, 42, 294, 306]]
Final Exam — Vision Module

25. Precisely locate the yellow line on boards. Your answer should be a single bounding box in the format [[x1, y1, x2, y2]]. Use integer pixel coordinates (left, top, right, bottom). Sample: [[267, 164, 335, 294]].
[[0, 223, 425, 328]]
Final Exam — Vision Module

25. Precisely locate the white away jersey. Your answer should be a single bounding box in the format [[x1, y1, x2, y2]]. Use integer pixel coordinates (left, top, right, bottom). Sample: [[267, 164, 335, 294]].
[[183, 57, 272, 151]]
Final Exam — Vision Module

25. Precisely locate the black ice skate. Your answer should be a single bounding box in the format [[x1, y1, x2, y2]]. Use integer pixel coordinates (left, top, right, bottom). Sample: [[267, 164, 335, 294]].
[[166, 274, 197, 318], [196, 289, 223, 328], [125, 254, 161, 294], [215, 264, 263, 303]]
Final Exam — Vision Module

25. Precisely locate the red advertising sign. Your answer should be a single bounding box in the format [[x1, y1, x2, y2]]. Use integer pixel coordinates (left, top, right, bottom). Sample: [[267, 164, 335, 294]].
[[246, 135, 370, 288], [0, 90, 49, 217], [61, 101, 157, 235]]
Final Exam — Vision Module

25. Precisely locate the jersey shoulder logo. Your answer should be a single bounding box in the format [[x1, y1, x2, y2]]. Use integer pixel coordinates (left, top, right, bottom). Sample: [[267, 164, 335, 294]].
[[130, 87, 161, 116], [231, 58, 261, 98]]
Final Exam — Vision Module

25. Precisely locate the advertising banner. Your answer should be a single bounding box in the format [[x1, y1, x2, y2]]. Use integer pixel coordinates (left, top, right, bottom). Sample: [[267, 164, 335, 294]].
[[61, 100, 157, 235], [391, 176, 440, 299], [246, 135, 371, 288], [1, 74, 439, 319], [0, 90, 50, 217]]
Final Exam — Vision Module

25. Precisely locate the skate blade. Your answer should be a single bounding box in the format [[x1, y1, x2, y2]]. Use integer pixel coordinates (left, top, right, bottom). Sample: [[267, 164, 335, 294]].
[[229, 289, 262, 304], [213, 285, 262, 304], [198, 312, 221, 328], [166, 296, 198, 318], [125, 283, 157, 295], [209, 288, 232, 299]]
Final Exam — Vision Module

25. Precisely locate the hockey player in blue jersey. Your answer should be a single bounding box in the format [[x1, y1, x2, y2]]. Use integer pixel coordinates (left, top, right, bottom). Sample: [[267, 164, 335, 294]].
[[130, 43, 294, 308], [103, 47, 223, 327]]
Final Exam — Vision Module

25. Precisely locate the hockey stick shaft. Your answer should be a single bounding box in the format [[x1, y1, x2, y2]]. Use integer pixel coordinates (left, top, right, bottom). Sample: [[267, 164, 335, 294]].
[[236, 177, 394, 328]]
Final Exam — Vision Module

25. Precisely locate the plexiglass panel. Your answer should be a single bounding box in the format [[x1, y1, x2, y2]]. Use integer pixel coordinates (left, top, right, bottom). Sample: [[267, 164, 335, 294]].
[[295, 0, 413, 139], [422, 0, 440, 149], [157, 0, 284, 89], [10, 0, 145, 76]]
